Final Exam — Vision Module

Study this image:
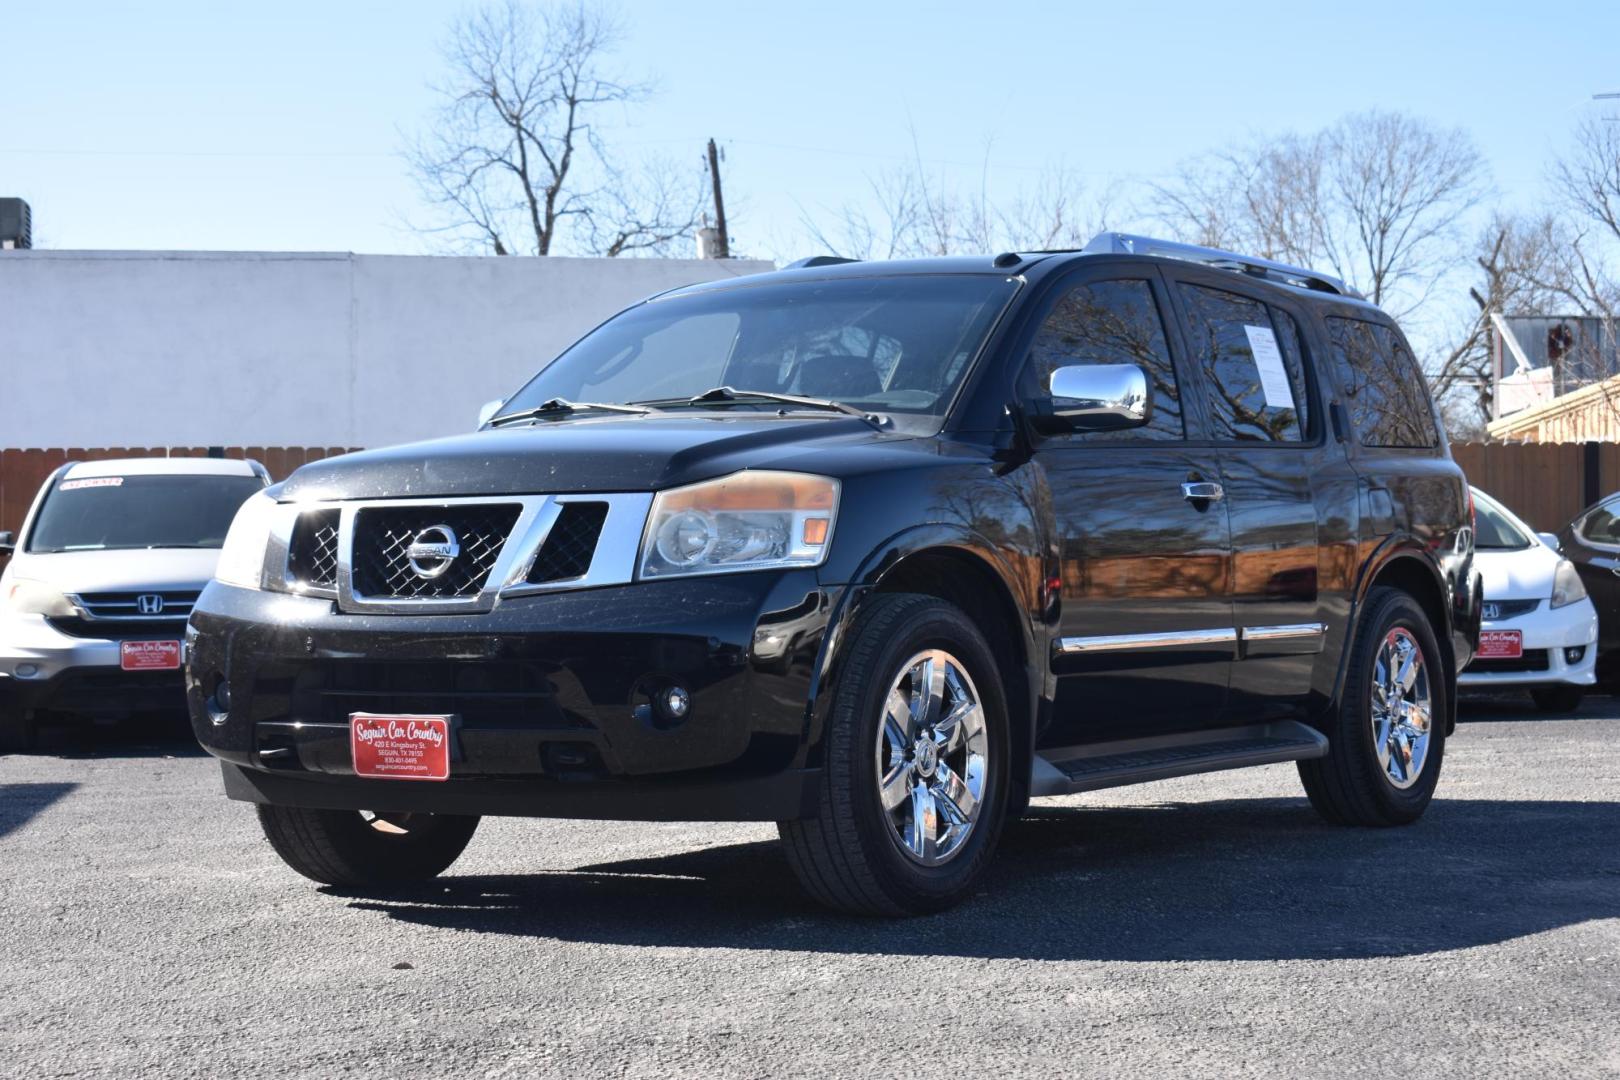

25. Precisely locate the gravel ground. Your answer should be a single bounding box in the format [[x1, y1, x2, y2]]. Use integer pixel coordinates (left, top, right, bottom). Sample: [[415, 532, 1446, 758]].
[[1, 696, 1617, 1079]]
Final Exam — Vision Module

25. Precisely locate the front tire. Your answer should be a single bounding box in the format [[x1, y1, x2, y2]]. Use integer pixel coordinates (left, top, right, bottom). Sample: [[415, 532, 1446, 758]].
[[1530, 685, 1584, 713], [1299, 586, 1447, 826], [779, 592, 1010, 916], [256, 805, 480, 887]]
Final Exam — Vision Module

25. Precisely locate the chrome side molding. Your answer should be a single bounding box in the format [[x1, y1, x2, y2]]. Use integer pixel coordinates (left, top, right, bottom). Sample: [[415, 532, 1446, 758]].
[[1054, 623, 1326, 657], [1055, 628, 1238, 654], [1240, 622, 1326, 643]]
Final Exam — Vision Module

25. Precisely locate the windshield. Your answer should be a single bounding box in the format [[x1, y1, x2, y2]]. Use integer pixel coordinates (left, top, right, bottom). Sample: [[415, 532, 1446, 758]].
[[1472, 491, 1532, 551], [27, 474, 265, 553], [497, 275, 1018, 425]]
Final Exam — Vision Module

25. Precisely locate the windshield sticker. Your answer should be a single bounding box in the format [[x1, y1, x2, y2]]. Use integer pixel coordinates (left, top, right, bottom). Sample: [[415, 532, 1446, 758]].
[[59, 477, 124, 491], [1243, 325, 1295, 411]]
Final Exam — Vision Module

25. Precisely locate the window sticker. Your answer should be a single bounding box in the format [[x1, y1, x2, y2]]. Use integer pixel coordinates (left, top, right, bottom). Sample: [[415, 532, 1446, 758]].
[[58, 477, 124, 491], [1243, 325, 1294, 411]]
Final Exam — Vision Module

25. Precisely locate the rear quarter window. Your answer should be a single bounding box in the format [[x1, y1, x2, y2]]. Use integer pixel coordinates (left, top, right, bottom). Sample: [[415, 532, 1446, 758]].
[[1324, 317, 1440, 448]]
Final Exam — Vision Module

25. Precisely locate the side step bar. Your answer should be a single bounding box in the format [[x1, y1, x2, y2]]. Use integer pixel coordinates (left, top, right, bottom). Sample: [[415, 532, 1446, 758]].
[[1030, 721, 1328, 798]]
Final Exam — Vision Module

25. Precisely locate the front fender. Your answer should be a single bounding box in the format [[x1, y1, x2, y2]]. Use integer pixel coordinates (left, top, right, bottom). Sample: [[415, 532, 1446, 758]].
[[799, 522, 1044, 772]]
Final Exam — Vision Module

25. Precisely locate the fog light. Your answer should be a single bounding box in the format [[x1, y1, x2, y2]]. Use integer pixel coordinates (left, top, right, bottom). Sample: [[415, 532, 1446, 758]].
[[14, 663, 39, 678], [660, 686, 691, 720], [1565, 646, 1586, 665], [207, 677, 231, 727]]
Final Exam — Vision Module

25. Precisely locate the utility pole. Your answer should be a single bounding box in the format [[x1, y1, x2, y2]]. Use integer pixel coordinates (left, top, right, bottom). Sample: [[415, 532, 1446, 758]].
[[706, 138, 730, 258]]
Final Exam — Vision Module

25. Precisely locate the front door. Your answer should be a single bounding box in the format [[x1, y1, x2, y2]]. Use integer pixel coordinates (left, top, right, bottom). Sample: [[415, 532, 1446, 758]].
[[1020, 269, 1235, 746]]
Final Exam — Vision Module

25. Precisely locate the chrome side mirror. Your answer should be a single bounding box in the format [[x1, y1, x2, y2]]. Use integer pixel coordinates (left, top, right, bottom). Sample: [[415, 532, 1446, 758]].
[[1043, 363, 1150, 433], [476, 398, 506, 428]]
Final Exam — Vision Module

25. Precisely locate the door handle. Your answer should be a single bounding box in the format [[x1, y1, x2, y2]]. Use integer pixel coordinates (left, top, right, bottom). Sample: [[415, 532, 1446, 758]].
[[1182, 481, 1224, 503]]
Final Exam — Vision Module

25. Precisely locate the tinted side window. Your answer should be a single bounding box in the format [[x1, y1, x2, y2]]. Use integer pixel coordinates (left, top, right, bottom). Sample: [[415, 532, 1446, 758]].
[[1177, 283, 1310, 442], [1020, 278, 1183, 441], [1324, 317, 1440, 448], [1579, 501, 1620, 545]]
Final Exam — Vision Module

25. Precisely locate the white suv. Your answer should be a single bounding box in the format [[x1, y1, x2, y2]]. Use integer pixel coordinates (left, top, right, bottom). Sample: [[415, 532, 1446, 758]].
[[0, 457, 267, 750]]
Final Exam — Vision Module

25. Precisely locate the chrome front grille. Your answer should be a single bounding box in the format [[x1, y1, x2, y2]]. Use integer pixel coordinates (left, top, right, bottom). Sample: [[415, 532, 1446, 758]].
[[74, 590, 199, 621], [286, 509, 340, 592], [272, 493, 653, 613], [350, 504, 523, 600], [527, 502, 608, 583]]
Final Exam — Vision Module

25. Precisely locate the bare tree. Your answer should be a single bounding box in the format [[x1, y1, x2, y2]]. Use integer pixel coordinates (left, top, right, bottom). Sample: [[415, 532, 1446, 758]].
[[407, 1, 703, 256], [1429, 215, 1560, 427], [1541, 116, 1620, 319], [1554, 116, 1620, 251], [799, 135, 1111, 260], [1151, 111, 1486, 315]]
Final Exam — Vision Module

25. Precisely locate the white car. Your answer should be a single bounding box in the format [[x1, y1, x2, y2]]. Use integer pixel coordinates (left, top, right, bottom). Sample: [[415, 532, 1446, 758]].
[[0, 457, 268, 749], [1458, 486, 1598, 711]]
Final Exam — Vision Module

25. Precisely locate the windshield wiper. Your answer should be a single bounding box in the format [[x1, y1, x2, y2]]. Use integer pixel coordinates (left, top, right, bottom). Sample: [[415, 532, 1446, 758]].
[[630, 386, 882, 423], [489, 398, 654, 426]]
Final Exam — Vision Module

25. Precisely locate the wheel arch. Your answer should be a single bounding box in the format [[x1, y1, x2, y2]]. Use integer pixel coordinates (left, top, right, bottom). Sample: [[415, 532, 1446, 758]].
[[808, 525, 1042, 811], [1343, 544, 1457, 733]]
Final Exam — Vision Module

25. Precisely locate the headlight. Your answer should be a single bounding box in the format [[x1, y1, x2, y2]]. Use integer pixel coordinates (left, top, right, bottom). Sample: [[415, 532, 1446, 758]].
[[1551, 559, 1588, 609], [214, 490, 279, 590], [639, 471, 839, 580], [4, 579, 77, 617]]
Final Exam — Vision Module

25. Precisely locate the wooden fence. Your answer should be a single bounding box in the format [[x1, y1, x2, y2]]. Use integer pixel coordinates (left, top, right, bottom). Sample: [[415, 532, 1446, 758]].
[[1451, 442, 1620, 533], [0, 446, 358, 570]]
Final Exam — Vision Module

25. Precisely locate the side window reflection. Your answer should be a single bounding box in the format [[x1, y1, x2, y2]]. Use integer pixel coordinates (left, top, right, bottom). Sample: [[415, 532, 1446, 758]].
[[1022, 279, 1184, 441]]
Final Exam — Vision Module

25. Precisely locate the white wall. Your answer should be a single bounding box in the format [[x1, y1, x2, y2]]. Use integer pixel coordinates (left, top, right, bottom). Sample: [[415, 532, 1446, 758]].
[[0, 251, 773, 448]]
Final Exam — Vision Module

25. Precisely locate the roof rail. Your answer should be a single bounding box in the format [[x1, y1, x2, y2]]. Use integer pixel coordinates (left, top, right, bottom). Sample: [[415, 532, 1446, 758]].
[[1082, 232, 1362, 299], [783, 255, 861, 269]]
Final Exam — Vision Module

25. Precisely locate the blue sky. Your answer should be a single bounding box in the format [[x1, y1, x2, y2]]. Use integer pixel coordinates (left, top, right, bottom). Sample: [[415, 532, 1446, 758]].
[[4, 0, 1617, 260]]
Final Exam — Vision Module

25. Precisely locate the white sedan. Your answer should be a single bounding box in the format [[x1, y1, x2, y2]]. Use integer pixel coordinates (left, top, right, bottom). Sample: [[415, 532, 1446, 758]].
[[1459, 487, 1598, 711]]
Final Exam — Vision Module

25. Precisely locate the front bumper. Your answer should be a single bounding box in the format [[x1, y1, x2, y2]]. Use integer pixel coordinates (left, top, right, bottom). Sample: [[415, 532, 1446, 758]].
[[186, 573, 835, 821], [1458, 599, 1598, 688], [0, 614, 187, 716]]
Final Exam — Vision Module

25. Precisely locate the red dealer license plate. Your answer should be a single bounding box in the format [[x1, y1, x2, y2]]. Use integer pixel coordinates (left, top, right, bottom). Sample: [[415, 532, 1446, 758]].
[[1477, 630, 1523, 659], [349, 713, 452, 781], [120, 640, 181, 671]]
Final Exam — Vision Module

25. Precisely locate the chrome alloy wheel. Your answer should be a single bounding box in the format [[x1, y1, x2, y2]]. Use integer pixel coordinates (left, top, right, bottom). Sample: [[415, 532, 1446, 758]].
[[1371, 627, 1433, 789], [874, 649, 989, 865]]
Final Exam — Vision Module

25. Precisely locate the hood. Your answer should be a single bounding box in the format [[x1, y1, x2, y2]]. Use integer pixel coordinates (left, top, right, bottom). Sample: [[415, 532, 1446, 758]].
[[1, 548, 222, 594], [1474, 542, 1561, 601], [278, 414, 921, 500]]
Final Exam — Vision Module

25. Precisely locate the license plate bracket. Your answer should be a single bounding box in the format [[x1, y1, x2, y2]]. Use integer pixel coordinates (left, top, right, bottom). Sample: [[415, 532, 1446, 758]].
[[120, 640, 182, 671], [1477, 629, 1524, 660], [349, 713, 453, 781]]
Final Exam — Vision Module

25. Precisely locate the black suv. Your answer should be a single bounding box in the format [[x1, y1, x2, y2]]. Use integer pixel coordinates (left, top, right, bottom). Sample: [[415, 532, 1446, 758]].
[[188, 234, 1480, 915]]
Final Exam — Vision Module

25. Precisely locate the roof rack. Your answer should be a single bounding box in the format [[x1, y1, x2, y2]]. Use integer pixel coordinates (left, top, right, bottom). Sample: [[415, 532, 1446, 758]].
[[783, 255, 861, 269], [1082, 232, 1362, 299]]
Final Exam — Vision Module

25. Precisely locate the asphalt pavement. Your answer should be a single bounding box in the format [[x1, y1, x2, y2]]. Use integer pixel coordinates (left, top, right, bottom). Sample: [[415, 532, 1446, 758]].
[[2, 696, 1617, 1079]]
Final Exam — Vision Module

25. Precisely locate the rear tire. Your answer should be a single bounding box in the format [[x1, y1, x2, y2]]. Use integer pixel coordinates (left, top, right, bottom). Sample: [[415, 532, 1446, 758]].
[[256, 805, 480, 887], [1299, 586, 1447, 826], [1530, 685, 1584, 713], [778, 592, 1010, 916]]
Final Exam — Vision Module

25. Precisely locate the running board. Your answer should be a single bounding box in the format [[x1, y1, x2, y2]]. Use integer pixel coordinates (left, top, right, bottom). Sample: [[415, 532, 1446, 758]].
[[1030, 721, 1328, 797]]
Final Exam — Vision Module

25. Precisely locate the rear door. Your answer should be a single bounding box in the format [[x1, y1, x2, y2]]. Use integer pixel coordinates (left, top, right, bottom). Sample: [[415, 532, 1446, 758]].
[[1020, 267, 1235, 745], [1163, 271, 1344, 718]]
